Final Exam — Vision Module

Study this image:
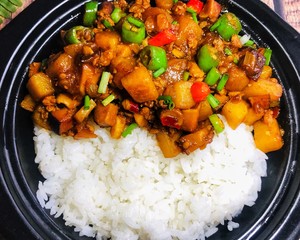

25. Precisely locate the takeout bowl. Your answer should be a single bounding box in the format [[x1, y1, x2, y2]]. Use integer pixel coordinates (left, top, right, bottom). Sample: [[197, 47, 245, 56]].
[[0, 0, 300, 239]]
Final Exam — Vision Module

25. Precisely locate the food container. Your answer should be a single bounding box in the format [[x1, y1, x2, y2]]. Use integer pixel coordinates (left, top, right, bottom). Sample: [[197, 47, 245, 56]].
[[0, 0, 299, 239]]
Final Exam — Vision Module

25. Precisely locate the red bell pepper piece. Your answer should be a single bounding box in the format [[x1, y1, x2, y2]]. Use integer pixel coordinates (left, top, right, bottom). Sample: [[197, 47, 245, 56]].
[[187, 0, 204, 14], [160, 115, 181, 130], [148, 29, 177, 47], [190, 81, 211, 102]]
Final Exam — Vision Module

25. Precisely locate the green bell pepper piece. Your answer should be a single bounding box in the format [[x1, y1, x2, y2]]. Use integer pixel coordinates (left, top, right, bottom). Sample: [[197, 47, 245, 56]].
[[83, 1, 98, 27], [121, 16, 146, 44], [64, 26, 93, 44], [111, 7, 126, 23], [197, 44, 220, 73], [210, 12, 242, 41], [140, 46, 167, 71]]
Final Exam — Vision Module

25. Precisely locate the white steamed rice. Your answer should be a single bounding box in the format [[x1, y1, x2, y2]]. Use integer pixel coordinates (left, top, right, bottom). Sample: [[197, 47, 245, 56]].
[[34, 116, 267, 240]]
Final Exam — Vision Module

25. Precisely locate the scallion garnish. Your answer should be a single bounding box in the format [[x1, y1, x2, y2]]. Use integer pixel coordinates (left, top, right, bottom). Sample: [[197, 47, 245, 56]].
[[183, 71, 190, 81], [205, 67, 221, 86], [209, 114, 225, 134], [98, 71, 111, 94], [206, 94, 220, 109], [102, 94, 115, 106], [84, 95, 91, 110], [158, 95, 175, 110], [153, 67, 166, 78], [264, 48, 272, 66], [216, 74, 229, 91], [121, 123, 138, 137]]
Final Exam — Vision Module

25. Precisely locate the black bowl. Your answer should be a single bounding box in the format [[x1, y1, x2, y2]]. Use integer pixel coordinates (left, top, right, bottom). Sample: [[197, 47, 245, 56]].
[[0, 0, 300, 239]]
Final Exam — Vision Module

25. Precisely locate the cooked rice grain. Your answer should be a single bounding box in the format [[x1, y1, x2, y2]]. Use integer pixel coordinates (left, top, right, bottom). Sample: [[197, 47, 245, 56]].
[[35, 118, 267, 240]]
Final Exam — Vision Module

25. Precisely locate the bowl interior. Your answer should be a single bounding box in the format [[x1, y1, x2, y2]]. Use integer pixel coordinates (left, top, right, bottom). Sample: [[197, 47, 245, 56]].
[[1, 0, 299, 239]]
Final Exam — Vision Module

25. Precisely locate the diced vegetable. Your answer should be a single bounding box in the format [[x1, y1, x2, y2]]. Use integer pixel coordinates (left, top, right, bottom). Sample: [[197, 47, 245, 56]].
[[205, 67, 221, 85], [111, 7, 126, 23], [110, 115, 127, 139], [122, 123, 138, 137], [208, 114, 224, 133], [197, 44, 220, 72], [210, 12, 242, 41], [160, 109, 183, 129], [225, 66, 250, 91], [196, 100, 213, 121], [84, 95, 91, 110], [64, 26, 93, 44], [140, 46, 167, 71], [187, 0, 204, 14], [191, 81, 211, 102], [121, 65, 159, 103], [264, 48, 272, 66], [206, 94, 220, 109], [158, 95, 175, 110], [253, 114, 283, 153], [122, 16, 146, 44], [26, 72, 55, 101], [98, 71, 111, 94], [216, 74, 229, 91], [164, 81, 196, 109], [74, 98, 96, 123], [181, 108, 199, 132], [221, 98, 248, 129], [148, 29, 176, 46], [94, 103, 118, 127], [20, 95, 36, 112], [83, 1, 98, 27], [95, 31, 121, 50], [156, 131, 181, 158], [102, 94, 116, 106]]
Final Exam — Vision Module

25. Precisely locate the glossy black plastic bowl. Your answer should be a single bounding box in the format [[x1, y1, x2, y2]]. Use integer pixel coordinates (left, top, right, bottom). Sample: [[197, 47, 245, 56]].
[[0, 0, 300, 239]]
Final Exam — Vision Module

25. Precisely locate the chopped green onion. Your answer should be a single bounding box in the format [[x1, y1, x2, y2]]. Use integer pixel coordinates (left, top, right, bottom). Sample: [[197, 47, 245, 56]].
[[186, 7, 198, 23], [173, 0, 178, 3], [172, 20, 178, 25], [84, 95, 91, 110], [122, 123, 138, 137], [153, 67, 166, 78], [205, 67, 221, 85], [264, 48, 272, 66], [127, 16, 144, 28], [158, 95, 175, 110], [244, 39, 255, 47], [209, 114, 225, 134], [216, 74, 229, 91], [183, 71, 190, 81], [206, 94, 220, 109], [102, 19, 113, 30], [233, 57, 239, 64], [98, 71, 111, 94], [224, 47, 232, 56], [102, 94, 115, 106], [111, 7, 126, 23]]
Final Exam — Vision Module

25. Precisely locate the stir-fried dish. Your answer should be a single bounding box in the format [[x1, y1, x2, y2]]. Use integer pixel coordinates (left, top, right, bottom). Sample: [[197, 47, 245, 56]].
[[21, 0, 284, 158]]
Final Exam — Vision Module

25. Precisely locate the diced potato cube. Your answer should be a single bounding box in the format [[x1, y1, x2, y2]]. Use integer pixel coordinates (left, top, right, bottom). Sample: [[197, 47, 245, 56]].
[[74, 99, 96, 123], [20, 94, 36, 112], [95, 31, 121, 50], [94, 103, 118, 127], [27, 72, 55, 101], [253, 117, 284, 153], [110, 115, 127, 139], [225, 66, 250, 91], [221, 98, 248, 129], [243, 78, 283, 102], [181, 108, 199, 132], [196, 100, 213, 121], [121, 65, 159, 103], [243, 107, 264, 126], [164, 81, 195, 109], [156, 131, 181, 158]]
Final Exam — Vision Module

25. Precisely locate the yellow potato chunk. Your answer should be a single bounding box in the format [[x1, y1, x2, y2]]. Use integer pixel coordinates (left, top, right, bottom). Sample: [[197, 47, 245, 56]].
[[121, 66, 159, 103], [27, 72, 55, 101], [221, 98, 248, 129]]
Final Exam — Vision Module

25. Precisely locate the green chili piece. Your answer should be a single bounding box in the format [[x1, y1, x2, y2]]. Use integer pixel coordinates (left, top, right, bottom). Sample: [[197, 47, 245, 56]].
[[98, 71, 111, 94], [205, 67, 221, 85], [264, 48, 272, 66], [111, 7, 126, 23], [83, 1, 98, 27], [158, 95, 175, 110], [121, 16, 146, 44], [210, 12, 242, 41], [206, 94, 220, 109], [183, 71, 190, 81], [197, 44, 220, 73], [224, 47, 232, 56], [102, 94, 115, 106], [64, 26, 91, 44], [8, 0, 22, 7], [216, 74, 229, 91], [122, 123, 138, 137], [0, 5, 11, 18], [140, 46, 167, 71], [209, 114, 225, 134], [1, 0, 17, 13], [102, 19, 113, 30], [84, 95, 91, 110]]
